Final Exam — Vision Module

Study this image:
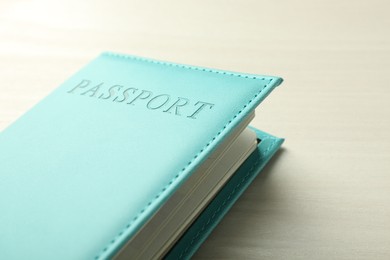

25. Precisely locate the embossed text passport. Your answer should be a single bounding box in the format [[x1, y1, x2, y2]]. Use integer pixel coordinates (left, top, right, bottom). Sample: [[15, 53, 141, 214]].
[[0, 52, 284, 259]]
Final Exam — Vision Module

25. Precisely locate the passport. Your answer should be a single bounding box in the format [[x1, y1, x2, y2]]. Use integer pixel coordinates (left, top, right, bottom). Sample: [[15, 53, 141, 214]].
[[0, 52, 284, 259]]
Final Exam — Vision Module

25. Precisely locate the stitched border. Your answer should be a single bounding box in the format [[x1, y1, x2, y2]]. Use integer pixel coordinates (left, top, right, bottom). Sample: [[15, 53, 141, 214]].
[[177, 137, 278, 259], [103, 52, 266, 80], [94, 53, 277, 259]]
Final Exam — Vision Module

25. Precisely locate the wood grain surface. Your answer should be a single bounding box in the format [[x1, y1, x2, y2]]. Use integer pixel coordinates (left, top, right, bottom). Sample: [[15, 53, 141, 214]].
[[1, 1, 389, 259]]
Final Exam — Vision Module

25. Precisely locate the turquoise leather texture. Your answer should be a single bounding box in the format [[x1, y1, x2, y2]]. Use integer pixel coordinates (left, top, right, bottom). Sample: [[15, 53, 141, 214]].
[[0, 52, 282, 259], [166, 128, 284, 259]]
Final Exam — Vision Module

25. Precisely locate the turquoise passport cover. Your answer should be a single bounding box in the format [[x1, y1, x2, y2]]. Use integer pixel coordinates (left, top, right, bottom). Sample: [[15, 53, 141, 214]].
[[0, 52, 283, 259]]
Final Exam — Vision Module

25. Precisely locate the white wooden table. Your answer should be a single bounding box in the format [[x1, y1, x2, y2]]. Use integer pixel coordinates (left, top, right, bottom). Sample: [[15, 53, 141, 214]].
[[1, 1, 389, 259]]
